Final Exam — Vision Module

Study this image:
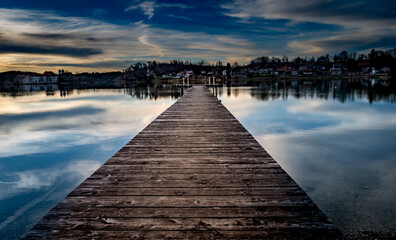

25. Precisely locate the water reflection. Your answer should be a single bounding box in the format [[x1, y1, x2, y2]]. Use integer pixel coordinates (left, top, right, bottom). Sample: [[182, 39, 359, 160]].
[[216, 79, 396, 104], [0, 85, 180, 240], [216, 81, 396, 234], [1, 81, 395, 238]]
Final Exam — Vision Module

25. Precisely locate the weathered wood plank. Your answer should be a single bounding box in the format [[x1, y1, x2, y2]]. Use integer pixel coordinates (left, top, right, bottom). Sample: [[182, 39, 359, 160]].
[[22, 86, 342, 239], [32, 217, 335, 231], [67, 186, 305, 196], [46, 206, 326, 218], [90, 166, 284, 174], [22, 229, 341, 240]]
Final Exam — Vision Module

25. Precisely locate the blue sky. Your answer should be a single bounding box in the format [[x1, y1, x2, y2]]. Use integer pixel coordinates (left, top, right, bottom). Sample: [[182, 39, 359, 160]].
[[0, 0, 395, 72]]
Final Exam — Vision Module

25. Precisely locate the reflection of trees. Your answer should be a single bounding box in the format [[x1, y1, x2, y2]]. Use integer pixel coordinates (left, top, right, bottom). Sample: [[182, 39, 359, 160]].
[[2, 81, 395, 104], [0, 84, 60, 98], [125, 85, 181, 100], [232, 88, 240, 97], [0, 84, 182, 101], [249, 80, 396, 104]]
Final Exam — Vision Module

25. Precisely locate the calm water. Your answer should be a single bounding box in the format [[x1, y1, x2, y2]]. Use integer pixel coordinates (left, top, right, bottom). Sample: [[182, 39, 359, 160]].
[[0, 80, 395, 238], [0, 86, 181, 239]]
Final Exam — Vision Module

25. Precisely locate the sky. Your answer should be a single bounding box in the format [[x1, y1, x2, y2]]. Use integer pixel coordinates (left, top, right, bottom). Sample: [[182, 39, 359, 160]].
[[0, 0, 395, 72]]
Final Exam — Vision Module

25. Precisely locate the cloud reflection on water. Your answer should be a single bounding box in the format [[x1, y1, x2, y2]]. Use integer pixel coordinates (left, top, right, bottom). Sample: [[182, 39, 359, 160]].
[[0, 88, 177, 239], [0, 160, 101, 199], [219, 87, 396, 232], [0, 90, 173, 158]]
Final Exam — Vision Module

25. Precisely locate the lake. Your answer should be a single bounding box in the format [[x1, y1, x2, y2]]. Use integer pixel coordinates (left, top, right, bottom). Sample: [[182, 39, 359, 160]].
[[0, 80, 395, 239]]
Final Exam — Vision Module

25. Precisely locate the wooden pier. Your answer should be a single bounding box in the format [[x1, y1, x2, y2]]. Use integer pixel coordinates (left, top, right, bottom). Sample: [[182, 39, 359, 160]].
[[22, 86, 342, 239]]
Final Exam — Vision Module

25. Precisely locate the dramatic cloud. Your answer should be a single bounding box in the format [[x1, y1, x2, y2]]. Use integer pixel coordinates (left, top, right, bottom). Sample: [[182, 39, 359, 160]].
[[0, 8, 266, 72], [0, 43, 102, 57], [222, 0, 396, 54], [222, 0, 396, 27], [289, 31, 396, 55], [0, 0, 395, 72], [222, 0, 396, 55]]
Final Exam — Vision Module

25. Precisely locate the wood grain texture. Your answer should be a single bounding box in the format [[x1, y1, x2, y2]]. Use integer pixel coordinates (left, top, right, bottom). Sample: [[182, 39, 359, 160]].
[[22, 86, 342, 239]]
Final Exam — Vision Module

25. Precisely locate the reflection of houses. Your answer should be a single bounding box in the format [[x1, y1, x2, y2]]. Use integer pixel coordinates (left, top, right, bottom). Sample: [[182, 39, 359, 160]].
[[331, 80, 342, 88], [16, 71, 59, 84], [17, 75, 31, 84], [19, 84, 58, 92], [2, 83, 59, 92]]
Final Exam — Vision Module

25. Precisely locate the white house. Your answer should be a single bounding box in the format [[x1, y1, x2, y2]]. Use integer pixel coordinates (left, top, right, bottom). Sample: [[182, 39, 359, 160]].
[[17, 72, 59, 84]]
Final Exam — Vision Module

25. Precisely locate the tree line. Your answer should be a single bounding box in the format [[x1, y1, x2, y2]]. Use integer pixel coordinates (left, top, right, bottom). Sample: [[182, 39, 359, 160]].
[[125, 48, 396, 79]]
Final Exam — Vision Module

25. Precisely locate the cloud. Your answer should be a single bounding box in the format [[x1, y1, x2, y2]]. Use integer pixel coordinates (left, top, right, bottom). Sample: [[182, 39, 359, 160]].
[[0, 7, 268, 72], [0, 43, 102, 57], [222, 0, 396, 28], [0, 159, 101, 232], [23, 33, 100, 42], [126, 1, 155, 19], [0, 30, 102, 57], [167, 14, 193, 21], [32, 59, 132, 69], [160, 3, 193, 9], [125, 1, 194, 19], [0, 8, 155, 71], [0, 90, 173, 158], [222, 0, 396, 55], [135, 21, 164, 56], [289, 31, 396, 54], [0, 106, 105, 126]]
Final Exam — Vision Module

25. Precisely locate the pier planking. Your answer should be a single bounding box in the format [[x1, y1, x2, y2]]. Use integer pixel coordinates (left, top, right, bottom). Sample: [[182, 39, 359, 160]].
[[22, 86, 342, 239]]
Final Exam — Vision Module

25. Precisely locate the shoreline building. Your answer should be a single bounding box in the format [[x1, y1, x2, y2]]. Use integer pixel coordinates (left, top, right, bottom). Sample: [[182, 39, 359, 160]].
[[16, 71, 59, 84]]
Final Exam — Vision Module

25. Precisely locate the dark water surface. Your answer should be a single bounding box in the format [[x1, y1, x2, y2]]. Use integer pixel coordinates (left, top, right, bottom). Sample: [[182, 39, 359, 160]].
[[0, 80, 395, 238], [214, 80, 396, 235]]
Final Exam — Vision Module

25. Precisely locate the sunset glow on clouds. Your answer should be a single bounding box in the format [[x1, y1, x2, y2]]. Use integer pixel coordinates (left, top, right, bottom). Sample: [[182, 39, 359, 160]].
[[0, 0, 395, 72]]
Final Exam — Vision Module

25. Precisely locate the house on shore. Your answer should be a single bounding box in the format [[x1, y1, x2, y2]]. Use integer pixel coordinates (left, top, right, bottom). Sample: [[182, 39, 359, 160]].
[[330, 67, 342, 75], [16, 71, 59, 84]]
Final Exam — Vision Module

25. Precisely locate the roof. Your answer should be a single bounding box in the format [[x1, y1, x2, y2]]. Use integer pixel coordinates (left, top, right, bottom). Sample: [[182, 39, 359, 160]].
[[42, 71, 56, 76]]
